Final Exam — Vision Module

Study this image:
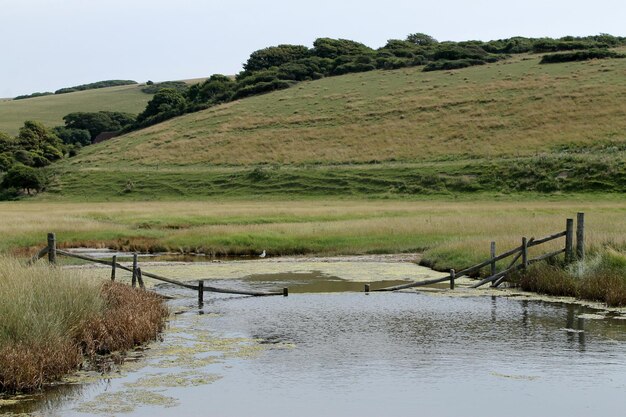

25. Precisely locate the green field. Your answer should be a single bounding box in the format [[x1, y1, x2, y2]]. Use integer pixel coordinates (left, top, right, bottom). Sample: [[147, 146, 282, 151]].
[[45, 51, 626, 200], [0, 84, 153, 135]]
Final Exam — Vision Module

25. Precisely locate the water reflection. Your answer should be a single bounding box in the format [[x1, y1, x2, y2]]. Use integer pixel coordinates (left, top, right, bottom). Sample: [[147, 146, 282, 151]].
[[2, 286, 626, 417]]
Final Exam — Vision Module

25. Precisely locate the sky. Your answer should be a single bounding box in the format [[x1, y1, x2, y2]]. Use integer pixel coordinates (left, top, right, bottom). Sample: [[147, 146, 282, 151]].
[[1, 0, 624, 97]]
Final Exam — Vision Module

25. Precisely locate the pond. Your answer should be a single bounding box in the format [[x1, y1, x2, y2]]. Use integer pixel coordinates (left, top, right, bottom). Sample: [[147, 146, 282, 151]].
[[2, 270, 626, 417]]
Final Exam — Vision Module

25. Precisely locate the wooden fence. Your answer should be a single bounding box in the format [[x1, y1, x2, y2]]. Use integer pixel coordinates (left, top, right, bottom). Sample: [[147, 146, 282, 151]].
[[372, 212, 586, 292], [30, 213, 587, 298], [30, 237, 287, 303]]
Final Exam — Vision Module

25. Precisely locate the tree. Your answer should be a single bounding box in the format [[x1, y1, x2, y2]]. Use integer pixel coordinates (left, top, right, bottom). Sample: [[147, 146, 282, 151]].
[[243, 45, 310, 73], [187, 74, 236, 104], [53, 126, 92, 146], [63, 111, 135, 140], [15, 121, 64, 167], [406, 33, 438, 46], [136, 88, 187, 123], [1, 164, 46, 195], [312, 38, 374, 59]]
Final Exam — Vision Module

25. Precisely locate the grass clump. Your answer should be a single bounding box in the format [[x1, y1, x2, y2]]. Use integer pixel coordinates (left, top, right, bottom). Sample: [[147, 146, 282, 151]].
[[511, 248, 626, 306], [0, 257, 168, 393]]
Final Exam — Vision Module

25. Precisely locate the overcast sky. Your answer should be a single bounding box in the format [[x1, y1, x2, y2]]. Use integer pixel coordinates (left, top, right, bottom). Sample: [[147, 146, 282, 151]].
[[1, 0, 624, 97]]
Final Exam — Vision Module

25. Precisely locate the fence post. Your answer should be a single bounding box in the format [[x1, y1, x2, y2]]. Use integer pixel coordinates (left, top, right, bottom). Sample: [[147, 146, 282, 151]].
[[522, 237, 528, 270], [111, 255, 117, 282], [490, 241, 496, 276], [450, 269, 455, 290], [364, 284, 370, 294], [137, 267, 145, 289], [47, 233, 56, 265], [565, 218, 574, 264], [198, 280, 204, 306], [576, 212, 585, 261], [131, 253, 138, 288], [283, 288, 289, 297]]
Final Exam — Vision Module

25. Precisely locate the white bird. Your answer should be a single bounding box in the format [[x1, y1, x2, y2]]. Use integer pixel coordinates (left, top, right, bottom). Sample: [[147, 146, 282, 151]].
[[259, 250, 266, 258]]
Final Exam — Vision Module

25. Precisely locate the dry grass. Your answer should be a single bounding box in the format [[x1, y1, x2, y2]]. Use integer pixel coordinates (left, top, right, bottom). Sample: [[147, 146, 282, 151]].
[[0, 257, 168, 393]]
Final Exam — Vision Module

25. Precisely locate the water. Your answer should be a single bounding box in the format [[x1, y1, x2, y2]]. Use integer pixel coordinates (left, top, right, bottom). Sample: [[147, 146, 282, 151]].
[[3, 279, 626, 417]]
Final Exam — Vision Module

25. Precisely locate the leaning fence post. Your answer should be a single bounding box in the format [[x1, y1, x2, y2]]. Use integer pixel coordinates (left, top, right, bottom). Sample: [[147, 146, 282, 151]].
[[450, 269, 455, 290], [131, 253, 138, 288], [47, 233, 57, 265], [565, 218, 574, 264], [522, 237, 528, 270], [198, 280, 204, 306], [576, 212, 585, 261], [137, 267, 145, 289], [111, 255, 117, 282], [490, 241, 497, 276]]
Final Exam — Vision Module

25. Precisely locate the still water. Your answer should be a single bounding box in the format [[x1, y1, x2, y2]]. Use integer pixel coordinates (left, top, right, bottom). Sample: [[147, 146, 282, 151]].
[[3, 277, 626, 417]]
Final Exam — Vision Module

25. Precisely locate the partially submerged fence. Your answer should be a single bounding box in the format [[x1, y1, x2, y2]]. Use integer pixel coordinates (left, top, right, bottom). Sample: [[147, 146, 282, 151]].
[[373, 212, 586, 293], [30, 213, 586, 298], [30, 236, 287, 303]]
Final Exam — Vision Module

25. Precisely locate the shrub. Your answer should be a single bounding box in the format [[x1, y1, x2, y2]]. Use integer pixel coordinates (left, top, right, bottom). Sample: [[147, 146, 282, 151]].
[[54, 80, 137, 95], [423, 59, 487, 72], [540, 49, 624, 64], [141, 80, 189, 94], [244, 44, 310, 72], [1, 164, 46, 194], [232, 80, 293, 100]]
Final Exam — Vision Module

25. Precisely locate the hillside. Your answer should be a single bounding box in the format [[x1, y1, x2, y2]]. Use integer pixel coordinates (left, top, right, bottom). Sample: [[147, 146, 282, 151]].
[[0, 84, 153, 135], [49, 51, 626, 200]]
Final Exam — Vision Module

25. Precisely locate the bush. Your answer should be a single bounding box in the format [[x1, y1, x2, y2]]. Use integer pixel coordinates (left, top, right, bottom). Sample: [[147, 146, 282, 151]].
[[54, 80, 137, 95], [232, 80, 293, 100], [136, 88, 187, 123], [1, 164, 46, 194], [244, 44, 310, 72], [423, 59, 487, 72], [141, 81, 189, 94], [53, 126, 92, 146], [540, 49, 624, 64]]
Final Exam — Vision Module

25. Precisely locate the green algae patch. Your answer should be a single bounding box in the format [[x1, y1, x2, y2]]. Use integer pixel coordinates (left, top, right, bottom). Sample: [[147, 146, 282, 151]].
[[127, 371, 222, 388], [74, 389, 178, 415]]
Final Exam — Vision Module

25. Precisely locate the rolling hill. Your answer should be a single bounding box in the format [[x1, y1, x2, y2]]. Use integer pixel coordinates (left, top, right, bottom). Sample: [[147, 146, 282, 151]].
[[0, 84, 153, 136], [48, 51, 626, 200]]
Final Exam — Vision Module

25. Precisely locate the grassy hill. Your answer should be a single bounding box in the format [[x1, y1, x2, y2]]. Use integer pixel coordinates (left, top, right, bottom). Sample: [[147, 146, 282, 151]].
[[0, 84, 153, 136], [48, 51, 626, 200]]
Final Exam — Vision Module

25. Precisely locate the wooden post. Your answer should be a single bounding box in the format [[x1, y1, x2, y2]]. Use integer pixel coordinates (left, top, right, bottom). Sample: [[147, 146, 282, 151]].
[[522, 237, 528, 270], [365, 284, 370, 294], [137, 267, 145, 289], [450, 269, 455, 290], [131, 253, 138, 288], [565, 218, 574, 264], [47, 233, 56, 265], [111, 255, 117, 282], [283, 287, 289, 297], [198, 280, 204, 306], [490, 241, 496, 277], [576, 212, 585, 261]]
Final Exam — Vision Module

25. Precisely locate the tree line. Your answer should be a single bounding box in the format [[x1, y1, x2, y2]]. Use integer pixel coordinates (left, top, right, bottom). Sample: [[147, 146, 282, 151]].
[[1, 32, 624, 197]]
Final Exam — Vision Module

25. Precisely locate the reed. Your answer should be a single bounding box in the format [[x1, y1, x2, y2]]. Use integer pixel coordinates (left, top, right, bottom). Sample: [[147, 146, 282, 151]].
[[0, 257, 168, 393]]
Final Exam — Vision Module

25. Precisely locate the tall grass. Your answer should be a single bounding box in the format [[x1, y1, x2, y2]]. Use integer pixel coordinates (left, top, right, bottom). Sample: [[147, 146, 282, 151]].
[[512, 248, 626, 306], [0, 257, 168, 393]]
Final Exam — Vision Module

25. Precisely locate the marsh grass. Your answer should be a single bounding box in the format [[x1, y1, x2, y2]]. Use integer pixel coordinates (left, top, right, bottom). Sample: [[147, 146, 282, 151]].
[[512, 248, 626, 306], [0, 257, 168, 393]]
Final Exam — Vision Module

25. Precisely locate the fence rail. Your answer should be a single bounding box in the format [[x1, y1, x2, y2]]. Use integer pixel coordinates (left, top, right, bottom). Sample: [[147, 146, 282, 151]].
[[29, 213, 587, 299], [30, 238, 286, 300], [375, 213, 585, 293]]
